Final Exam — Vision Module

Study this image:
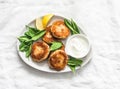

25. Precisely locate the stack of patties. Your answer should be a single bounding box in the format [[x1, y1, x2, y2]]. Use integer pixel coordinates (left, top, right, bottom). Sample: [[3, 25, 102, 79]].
[[31, 20, 70, 71]]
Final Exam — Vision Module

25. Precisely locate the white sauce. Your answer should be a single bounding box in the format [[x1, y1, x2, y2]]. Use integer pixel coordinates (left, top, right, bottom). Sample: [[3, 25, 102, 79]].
[[65, 34, 90, 58]]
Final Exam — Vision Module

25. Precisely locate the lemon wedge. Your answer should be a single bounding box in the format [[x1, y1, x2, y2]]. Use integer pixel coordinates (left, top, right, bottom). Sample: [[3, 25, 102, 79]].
[[36, 18, 44, 30], [42, 14, 54, 28]]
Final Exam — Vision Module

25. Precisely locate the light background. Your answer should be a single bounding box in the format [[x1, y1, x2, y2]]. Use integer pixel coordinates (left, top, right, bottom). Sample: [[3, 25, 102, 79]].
[[0, 0, 120, 89]]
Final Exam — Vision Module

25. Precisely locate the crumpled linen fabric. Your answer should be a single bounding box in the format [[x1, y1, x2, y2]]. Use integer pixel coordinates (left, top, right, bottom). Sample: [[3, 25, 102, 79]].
[[0, 0, 120, 89]]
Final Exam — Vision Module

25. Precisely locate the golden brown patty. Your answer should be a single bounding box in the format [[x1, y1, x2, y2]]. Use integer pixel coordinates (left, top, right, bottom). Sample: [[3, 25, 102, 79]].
[[42, 31, 55, 44], [51, 20, 70, 39], [45, 25, 52, 31], [31, 41, 50, 62], [48, 50, 68, 71], [43, 26, 55, 44], [59, 43, 65, 51]]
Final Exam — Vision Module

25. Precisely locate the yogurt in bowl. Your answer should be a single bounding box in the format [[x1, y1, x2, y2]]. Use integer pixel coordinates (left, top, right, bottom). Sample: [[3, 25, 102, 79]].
[[65, 34, 90, 58]]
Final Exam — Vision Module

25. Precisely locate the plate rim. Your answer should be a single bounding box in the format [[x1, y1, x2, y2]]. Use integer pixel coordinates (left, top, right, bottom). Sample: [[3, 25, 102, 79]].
[[17, 15, 93, 73]]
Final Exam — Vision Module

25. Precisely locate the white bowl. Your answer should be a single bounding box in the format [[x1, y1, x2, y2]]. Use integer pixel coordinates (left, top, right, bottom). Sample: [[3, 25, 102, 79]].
[[65, 34, 90, 58]]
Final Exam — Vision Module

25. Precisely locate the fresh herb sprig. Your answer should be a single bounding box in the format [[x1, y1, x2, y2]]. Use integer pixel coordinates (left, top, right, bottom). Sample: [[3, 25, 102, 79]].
[[64, 19, 80, 35], [18, 26, 46, 57], [67, 57, 83, 73]]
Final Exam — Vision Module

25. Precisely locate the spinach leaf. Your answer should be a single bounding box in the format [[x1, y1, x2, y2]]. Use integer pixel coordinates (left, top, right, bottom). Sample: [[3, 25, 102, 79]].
[[26, 44, 32, 57], [67, 57, 83, 73], [19, 42, 27, 52], [64, 19, 78, 34], [18, 36, 30, 42], [26, 25, 39, 33], [68, 65, 75, 73], [18, 25, 46, 58], [71, 19, 80, 34], [25, 25, 40, 38], [64, 18, 80, 35], [50, 42, 62, 51], [31, 30, 46, 41]]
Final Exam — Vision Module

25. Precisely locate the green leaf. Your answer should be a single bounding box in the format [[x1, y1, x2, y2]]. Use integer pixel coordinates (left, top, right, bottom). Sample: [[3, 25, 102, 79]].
[[68, 65, 75, 73], [68, 58, 83, 66], [50, 42, 62, 51], [18, 26, 45, 58], [64, 19, 77, 34], [19, 42, 26, 52], [26, 44, 32, 58], [64, 19, 71, 25], [18, 36, 30, 42], [64, 18, 80, 35], [26, 25, 39, 33], [25, 30, 34, 38], [19, 41, 32, 52], [24, 31, 32, 38], [25, 25, 41, 38], [67, 57, 83, 73], [71, 19, 80, 34], [31, 30, 46, 41]]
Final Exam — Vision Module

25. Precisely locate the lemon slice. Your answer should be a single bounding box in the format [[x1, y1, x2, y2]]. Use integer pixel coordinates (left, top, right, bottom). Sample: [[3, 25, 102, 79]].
[[36, 18, 44, 30], [42, 14, 54, 28]]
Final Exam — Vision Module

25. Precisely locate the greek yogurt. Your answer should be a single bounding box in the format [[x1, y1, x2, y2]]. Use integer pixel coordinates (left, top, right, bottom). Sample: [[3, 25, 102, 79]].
[[65, 34, 90, 58]]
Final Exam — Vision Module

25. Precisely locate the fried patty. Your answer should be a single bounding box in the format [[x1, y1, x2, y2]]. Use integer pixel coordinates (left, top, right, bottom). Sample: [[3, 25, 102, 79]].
[[45, 25, 52, 31], [43, 26, 55, 44], [59, 43, 65, 51], [48, 50, 68, 71], [31, 41, 50, 62], [51, 20, 70, 39], [42, 31, 55, 44]]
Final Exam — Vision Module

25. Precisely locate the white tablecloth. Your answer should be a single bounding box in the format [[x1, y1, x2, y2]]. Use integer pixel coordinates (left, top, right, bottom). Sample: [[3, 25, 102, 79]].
[[0, 0, 120, 89]]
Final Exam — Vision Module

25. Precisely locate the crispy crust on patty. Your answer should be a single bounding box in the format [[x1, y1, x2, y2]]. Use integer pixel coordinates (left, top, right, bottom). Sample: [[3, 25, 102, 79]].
[[42, 31, 55, 44], [45, 25, 52, 31], [51, 20, 70, 39], [48, 50, 68, 71], [31, 41, 50, 62], [43, 26, 56, 44], [59, 43, 65, 51]]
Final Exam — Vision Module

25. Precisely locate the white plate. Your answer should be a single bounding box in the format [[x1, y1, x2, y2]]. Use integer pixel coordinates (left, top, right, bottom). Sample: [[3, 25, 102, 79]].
[[17, 15, 93, 73]]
